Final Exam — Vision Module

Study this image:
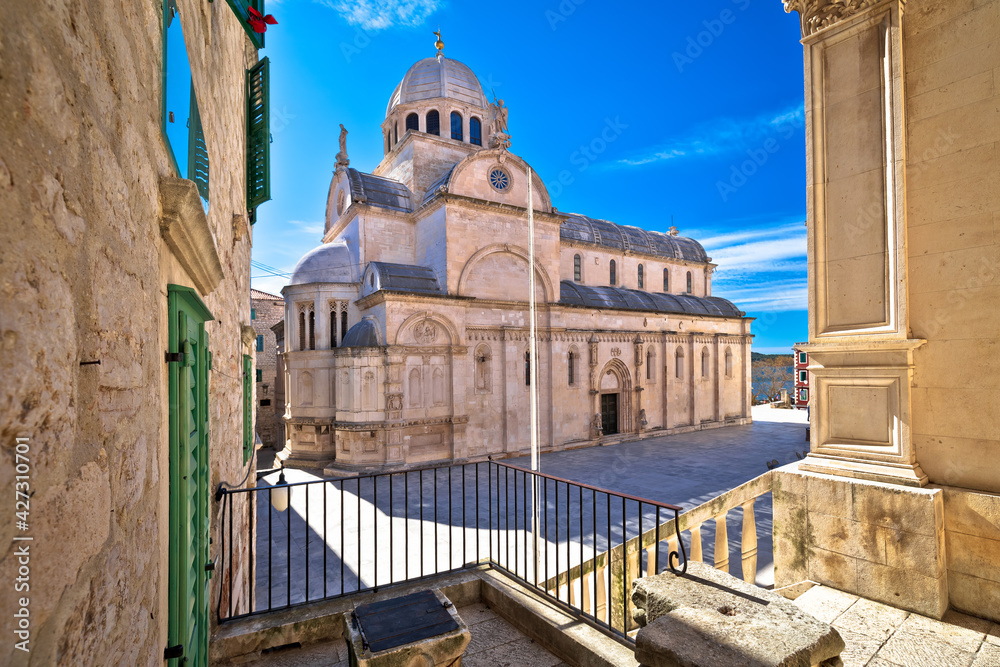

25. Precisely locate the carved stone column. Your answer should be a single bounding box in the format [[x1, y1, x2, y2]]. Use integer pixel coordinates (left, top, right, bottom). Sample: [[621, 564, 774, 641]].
[[785, 0, 926, 487]]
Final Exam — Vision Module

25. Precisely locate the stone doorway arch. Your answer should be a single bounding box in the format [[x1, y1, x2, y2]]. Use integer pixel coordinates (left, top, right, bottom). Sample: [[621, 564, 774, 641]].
[[597, 359, 633, 435]]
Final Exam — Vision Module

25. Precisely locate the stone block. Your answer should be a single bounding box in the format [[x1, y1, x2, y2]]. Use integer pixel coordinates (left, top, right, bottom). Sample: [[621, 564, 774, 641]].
[[950, 572, 1000, 624], [942, 487, 1000, 540], [831, 597, 909, 641], [632, 562, 845, 667], [947, 531, 1000, 583], [807, 474, 852, 520], [850, 481, 941, 538], [857, 560, 947, 619], [808, 547, 858, 594]]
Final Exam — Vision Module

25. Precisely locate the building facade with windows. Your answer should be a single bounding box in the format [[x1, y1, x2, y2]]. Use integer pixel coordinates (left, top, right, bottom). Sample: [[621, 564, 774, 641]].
[[0, 1, 271, 664], [279, 46, 754, 472], [251, 288, 284, 446], [792, 345, 809, 409]]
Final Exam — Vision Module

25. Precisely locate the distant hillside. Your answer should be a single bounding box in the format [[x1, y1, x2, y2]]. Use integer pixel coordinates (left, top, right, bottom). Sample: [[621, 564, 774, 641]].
[[751, 352, 794, 365]]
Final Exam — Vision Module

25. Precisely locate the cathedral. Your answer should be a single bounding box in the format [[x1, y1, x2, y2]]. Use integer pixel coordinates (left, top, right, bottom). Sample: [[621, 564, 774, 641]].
[[279, 41, 754, 472]]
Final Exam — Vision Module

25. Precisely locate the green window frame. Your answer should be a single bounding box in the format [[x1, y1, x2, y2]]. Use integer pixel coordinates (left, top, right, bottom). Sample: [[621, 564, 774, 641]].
[[167, 285, 214, 667], [251, 308, 256, 320], [243, 354, 253, 463], [256, 368, 263, 383], [225, 0, 266, 49], [256, 335, 264, 352], [246, 57, 271, 214]]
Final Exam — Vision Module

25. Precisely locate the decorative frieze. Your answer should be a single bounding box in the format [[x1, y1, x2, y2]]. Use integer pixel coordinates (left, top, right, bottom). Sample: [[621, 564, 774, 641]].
[[783, 0, 883, 37]]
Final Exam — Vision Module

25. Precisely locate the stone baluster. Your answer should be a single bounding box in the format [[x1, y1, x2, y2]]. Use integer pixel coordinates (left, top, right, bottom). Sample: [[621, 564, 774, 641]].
[[581, 571, 592, 614], [645, 542, 657, 576], [595, 564, 608, 624], [714, 513, 729, 572], [741, 499, 758, 584], [690, 524, 703, 563]]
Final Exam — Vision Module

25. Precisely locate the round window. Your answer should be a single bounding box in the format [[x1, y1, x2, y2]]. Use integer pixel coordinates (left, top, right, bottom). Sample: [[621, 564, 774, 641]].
[[488, 166, 512, 193]]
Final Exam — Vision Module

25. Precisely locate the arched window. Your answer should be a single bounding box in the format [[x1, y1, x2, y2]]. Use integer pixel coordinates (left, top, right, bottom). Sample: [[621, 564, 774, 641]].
[[308, 310, 315, 350], [638, 264, 644, 289], [330, 311, 337, 348], [725, 347, 733, 378], [701, 348, 710, 377], [610, 260, 617, 285], [394, 123, 398, 145], [663, 269, 669, 292], [426, 110, 440, 135], [568, 350, 576, 385], [385, 132, 390, 155], [405, 113, 419, 132], [646, 348, 655, 381], [340, 310, 348, 346], [450, 111, 463, 141], [470, 117, 482, 146], [524, 351, 531, 386], [675, 347, 684, 379], [573, 254, 582, 282], [299, 311, 306, 351], [687, 271, 693, 293]]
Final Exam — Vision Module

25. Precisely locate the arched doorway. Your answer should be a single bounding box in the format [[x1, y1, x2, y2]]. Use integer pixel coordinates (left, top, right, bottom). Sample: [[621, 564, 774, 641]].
[[598, 359, 632, 435]]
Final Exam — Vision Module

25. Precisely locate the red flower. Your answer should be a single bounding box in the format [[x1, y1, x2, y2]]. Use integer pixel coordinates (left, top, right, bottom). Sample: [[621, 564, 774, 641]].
[[247, 6, 277, 33]]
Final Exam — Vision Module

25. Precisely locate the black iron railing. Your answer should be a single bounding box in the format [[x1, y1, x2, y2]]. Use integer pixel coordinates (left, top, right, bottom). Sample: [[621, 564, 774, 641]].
[[217, 459, 686, 643]]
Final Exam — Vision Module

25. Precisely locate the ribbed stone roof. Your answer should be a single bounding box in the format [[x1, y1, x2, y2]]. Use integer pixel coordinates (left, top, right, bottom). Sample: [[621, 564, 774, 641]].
[[346, 169, 412, 212], [341, 319, 380, 347], [368, 262, 443, 295], [560, 281, 743, 317], [561, 214, 709, 263], [386, 55, 488, 117]]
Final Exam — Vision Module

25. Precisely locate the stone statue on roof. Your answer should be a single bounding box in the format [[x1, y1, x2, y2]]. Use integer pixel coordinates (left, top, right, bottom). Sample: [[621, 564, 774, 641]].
[[487, 98, 511, 150], [335, 124, 349, 170]]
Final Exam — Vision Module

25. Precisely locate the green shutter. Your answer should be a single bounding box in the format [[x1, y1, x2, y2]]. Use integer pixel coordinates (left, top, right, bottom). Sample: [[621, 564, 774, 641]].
[[188, 85, 210, 202], [167, 285, 213, 667], [246, 57, 270, 213], [224, 0, 265, 49], [243, 354, 253, 463]]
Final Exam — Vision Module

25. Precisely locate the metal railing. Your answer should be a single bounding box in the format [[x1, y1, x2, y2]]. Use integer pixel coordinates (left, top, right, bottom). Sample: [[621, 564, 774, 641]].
[[217, 459, 688, 643]]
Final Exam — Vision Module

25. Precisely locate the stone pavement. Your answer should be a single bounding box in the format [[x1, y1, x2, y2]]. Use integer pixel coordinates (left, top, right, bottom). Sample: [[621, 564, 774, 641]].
[[232, 603, 566, 667], [792, 585, 1000, 667], [251, 407, 809, 611]]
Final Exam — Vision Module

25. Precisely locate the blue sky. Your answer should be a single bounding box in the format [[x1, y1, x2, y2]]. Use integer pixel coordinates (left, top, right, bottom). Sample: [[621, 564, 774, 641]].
[[252, 0, 808, 353]]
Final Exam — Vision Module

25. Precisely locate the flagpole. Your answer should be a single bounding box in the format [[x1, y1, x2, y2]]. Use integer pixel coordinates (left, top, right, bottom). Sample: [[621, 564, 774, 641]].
[[527, 168, 541, 583]]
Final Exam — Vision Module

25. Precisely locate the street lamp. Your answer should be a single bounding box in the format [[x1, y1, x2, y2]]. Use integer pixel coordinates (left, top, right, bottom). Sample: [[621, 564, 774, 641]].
[[270, 462, 290, 512]]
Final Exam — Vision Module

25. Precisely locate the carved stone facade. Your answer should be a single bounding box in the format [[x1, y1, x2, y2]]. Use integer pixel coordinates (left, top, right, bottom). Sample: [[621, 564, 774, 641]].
[[279, 48, 753, 473], [776, 0, 1000, 623]]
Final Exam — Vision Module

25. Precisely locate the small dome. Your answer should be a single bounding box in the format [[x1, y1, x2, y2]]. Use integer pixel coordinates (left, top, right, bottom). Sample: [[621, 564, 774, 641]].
[[341, 319, 381, 348], [386, 55, 488, 117], [289, 242, 356, 285]]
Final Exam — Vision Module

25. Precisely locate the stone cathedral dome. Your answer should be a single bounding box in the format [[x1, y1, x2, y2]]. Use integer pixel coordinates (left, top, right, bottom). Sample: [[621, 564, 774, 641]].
[[385, 55, 488, 117]]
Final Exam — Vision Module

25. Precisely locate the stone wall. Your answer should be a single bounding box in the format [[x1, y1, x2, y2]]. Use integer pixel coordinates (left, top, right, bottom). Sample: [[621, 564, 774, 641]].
[[773, 464, 947, 619], [252, 290, 283, 447], [0, 1, 256, 664], [903, 0, 1000, 495]]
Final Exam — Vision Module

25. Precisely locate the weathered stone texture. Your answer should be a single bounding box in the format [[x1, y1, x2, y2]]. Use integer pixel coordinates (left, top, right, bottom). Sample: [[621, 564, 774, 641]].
[[0, 0, 256, 664], [772, 465, 947, 619], [252, 290, 284, 446]]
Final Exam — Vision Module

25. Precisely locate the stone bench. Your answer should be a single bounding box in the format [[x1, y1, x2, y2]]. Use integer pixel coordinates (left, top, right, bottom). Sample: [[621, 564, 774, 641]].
[[632, 562, 844, 667]]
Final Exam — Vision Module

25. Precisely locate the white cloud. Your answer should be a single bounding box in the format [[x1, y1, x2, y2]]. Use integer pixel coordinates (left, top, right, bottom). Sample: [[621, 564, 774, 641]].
[[287, 219, 326, 235], [318, 0, 442, 30], [616, 104, 804, 168]]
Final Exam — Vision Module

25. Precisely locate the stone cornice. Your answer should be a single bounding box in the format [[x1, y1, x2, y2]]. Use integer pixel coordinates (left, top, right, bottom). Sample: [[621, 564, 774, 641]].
[[784, 0, 886, 37], [158, 177, 224, 296]]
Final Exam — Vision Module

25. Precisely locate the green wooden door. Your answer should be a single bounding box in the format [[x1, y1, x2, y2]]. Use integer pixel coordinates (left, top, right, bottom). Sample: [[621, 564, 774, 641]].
[[167, 285, 214, 667]]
